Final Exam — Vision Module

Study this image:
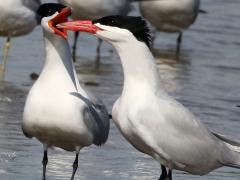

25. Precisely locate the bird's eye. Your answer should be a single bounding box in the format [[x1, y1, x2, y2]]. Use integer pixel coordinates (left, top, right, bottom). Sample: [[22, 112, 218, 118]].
[[110, 20, 117, 25], [44, 9, 55, 17], [108, 19, 122, 28]]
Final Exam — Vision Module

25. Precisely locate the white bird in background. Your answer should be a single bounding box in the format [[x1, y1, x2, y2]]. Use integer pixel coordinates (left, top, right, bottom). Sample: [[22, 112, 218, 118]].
[[59, 16, 240, 179], [58, 0, 132, 63], [22, 4, 109, 180], [0, 0, 41, 81], [138, 0, 204, 51]]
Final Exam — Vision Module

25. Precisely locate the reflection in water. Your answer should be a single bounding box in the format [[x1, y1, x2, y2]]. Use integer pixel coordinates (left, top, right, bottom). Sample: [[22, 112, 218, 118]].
[[153, 48, 191, 95], [0, 0, 240, 180]]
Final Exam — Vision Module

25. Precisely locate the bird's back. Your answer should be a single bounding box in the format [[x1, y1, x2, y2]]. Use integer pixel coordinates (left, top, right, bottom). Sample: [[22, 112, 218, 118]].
[[59, 0, 131, 20]]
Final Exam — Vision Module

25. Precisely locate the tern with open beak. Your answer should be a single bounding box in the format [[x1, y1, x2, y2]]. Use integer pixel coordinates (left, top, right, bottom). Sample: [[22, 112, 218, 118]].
[[22, 3, 110, 180]]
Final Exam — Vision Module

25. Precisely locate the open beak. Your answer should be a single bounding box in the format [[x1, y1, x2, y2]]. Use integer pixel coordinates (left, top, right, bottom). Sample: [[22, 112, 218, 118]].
[[49, 7, 71, 39], [57, 20, 103, 34]]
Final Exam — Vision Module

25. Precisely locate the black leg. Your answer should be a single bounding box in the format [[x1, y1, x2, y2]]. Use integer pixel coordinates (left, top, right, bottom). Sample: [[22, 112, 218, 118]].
[[72, 31, 79, 62], [168, 169, 172, 180], [151, 29, 157, 48], [176, 32, 182, 53], [159, 165, 168, 180], [95, 39, 102, 69], [42, 150, 48, 180], [71, 152, 79, 180], [96, 38, 102, 55]]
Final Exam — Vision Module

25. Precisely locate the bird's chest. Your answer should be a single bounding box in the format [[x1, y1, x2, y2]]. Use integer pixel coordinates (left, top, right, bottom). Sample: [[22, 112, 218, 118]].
[[26, 87, 68, 114], [112, 98, 152, 153], [112, 97, 135, 132], [23, 86, 81, 135]]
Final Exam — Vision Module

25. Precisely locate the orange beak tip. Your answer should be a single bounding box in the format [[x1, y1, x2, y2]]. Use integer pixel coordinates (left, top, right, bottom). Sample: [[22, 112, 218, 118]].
[[49, 7, 72, 39], [57, 20, 103, 34]]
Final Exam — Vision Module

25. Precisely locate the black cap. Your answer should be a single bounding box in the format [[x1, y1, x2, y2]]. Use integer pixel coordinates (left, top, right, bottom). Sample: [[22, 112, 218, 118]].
[[93, 16, 152, 47], [37, 3, 66, 21]]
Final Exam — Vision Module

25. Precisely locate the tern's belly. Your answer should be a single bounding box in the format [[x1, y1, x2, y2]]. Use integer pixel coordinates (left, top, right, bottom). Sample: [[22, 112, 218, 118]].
[[23, 112, 93, 151], [140, 1, 197, 32], [22, 92, 93, 151], [112, 108, 154, 157]]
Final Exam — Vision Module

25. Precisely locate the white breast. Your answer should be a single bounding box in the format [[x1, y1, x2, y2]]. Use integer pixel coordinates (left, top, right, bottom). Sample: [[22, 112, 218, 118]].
[[139, 0, 200, 32]]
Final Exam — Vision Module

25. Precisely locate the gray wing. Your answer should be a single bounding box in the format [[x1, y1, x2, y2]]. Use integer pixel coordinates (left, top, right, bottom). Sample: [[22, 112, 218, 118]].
[[70, 92, 110, 146], [22, 0, 41, 12]]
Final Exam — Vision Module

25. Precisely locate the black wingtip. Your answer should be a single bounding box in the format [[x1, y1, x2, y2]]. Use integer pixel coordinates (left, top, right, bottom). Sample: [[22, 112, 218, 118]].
[[199, 9, 207, 14], [225, 164, 240, 169]]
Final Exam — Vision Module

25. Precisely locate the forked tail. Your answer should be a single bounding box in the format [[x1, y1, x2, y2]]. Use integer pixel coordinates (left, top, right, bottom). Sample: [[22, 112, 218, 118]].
[[212, 132, 240, 169]]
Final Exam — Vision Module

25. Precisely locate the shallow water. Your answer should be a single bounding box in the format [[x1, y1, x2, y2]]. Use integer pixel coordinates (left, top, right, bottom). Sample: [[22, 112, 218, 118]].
[[0, 0, 240, 179]]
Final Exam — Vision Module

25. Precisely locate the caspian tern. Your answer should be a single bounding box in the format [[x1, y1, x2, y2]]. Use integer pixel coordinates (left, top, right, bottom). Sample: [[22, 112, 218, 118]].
[[59, 15, 240, 180], [22, 3, 110, 180]]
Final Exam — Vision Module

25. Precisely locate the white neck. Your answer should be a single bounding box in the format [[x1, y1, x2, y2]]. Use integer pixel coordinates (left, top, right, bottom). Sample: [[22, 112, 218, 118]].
[[37, 30, 86, 95], [112, 39, 164, 94]]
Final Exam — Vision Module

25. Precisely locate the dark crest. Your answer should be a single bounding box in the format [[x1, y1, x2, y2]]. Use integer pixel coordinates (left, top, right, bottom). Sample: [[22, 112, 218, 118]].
[[37, 3, 66, 20], [93, 16, 152, 47]]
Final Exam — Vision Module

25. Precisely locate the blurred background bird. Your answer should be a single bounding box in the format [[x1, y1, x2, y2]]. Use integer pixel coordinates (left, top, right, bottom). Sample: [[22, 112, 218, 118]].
[[0, 0, 41, 82], [138, 0, 205, 51]]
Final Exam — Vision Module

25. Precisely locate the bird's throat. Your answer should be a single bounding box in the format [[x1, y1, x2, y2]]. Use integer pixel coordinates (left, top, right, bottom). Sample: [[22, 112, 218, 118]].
[[113, 40, 162, 92], [41, 32, 79, 92]]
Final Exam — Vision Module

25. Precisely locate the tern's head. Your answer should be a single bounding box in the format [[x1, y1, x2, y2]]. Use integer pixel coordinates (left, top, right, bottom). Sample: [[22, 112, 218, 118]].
[[58, 16, 152, 47], [37, 3, 71, 39]]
